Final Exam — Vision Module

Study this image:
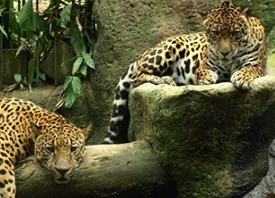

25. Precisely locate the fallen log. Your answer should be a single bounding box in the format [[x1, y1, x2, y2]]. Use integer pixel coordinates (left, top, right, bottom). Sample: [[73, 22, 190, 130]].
[[15, 140, 177, 198]]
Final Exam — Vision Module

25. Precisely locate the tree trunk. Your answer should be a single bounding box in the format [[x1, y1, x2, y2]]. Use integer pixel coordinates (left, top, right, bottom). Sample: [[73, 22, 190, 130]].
[[15, 141, 177, 198]]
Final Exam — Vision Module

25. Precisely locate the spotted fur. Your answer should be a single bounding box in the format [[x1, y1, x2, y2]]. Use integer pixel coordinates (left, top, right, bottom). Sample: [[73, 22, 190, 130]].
[[104, 1, 267, 144], [0, 97, 91, 198]]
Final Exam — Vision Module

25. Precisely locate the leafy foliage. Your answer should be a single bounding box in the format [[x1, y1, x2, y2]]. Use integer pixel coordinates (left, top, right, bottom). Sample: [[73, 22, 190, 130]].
[[1, 0, 97, 108]]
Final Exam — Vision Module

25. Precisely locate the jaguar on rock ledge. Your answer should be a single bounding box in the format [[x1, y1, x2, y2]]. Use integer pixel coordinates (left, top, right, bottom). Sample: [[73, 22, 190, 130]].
[[104, 1, 267, 144]]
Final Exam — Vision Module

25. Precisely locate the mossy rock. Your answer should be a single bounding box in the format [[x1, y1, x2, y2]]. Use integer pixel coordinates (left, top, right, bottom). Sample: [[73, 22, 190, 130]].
[[129, 67, 275, 197]]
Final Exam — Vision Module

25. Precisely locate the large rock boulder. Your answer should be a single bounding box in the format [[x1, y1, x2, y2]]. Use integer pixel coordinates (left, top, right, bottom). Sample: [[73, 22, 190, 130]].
[[128, 67, 275, 197]]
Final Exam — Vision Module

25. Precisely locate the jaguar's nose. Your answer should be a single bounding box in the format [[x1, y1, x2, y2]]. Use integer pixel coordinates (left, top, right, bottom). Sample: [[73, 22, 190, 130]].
[[220, 50, 230, 57], [55, 168, 69, 176]]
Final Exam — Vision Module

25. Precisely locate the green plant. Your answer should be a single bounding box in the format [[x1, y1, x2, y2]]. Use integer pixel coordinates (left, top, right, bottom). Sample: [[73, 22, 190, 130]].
[[0, 0, 96, 108], [59, 1, 95, 107]]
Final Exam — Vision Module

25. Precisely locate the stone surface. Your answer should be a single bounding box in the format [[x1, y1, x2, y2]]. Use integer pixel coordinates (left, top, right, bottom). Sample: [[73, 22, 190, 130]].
[[128, 67, 275, 198]]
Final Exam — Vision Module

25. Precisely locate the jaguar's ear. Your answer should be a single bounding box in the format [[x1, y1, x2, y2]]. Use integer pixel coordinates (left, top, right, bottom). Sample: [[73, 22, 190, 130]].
[[221, 1, 232, 9], [30, 122, 42, 140], [241, 7, 252, 17], [80, 123, 92, 140], [198, 10, 211, 27], [198, 10, 208, 19]]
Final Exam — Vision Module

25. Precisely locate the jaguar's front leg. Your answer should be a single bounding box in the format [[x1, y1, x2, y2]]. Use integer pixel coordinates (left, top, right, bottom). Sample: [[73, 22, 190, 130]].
[[195, 66, 218, 85], [231, 66, 263, 91]]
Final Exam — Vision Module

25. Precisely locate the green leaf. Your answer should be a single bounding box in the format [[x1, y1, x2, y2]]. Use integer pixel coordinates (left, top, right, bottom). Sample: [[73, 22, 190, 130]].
[[39, 73, 46, 81], [71, 76, 82, 95], [72, 56, 83, 75], [69, 3, 86, 54], [65, 93, 76, 108], [79, 64, 88, 77], [60, 4, 72, 26], [63, 76, 82, 108], [63, 76, 82, 95], [63, 76, 73, 90], [8, 14, 21, 35], [82, 52, 95, 69], [33, 13, 48, 31], [0, 25, 8, 38], [64, 83, 77, 108], [14, 73, 22, 83], [70, 26, 86, 53], [18, 0, 35, 31], [18, 0, 47, 32]]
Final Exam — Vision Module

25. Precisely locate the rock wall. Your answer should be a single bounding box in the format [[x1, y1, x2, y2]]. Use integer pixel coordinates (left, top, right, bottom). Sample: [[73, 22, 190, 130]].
[[128, 67, 275, 197]]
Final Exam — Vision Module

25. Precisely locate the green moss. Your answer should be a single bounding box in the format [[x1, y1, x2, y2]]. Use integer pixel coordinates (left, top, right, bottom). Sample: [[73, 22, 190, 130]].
[[180, 163, 232, 198], [129, 84, 264, 197], [148, 114, 232, 195], [159, 125, 236, 197]]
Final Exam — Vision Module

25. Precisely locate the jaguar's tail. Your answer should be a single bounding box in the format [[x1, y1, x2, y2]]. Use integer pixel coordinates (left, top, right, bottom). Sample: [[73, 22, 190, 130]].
[[103, 62, 137, 144]]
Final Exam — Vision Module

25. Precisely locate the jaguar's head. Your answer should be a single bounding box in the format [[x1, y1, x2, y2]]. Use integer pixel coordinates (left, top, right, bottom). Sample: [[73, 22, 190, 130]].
[[203, 1, 251, 62], [32, 117, 91, 184]]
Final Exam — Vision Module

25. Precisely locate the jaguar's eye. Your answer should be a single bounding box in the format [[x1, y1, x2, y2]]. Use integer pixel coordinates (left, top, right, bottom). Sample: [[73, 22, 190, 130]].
[[46, 147, 54, 153], [71, 146, 77, 152], [233, 31, 240, 37], [212, 30, 219, 36]]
